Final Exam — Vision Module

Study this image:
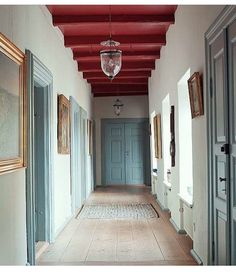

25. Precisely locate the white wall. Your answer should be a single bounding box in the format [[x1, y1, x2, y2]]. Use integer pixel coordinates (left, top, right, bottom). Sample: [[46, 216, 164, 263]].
[[149, 5, 224, 264], [94, 95, 149, 185], [0, 5, 93, 265]]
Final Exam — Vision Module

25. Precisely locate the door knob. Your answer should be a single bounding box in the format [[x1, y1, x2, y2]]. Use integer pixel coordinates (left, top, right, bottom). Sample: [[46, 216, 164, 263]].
[[220, 144, 229, 154], [219, 177, 226, 182]]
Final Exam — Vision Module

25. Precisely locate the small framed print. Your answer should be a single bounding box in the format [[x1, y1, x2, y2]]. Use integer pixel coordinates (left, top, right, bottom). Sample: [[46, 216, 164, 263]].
[[58, 94, 70, 154], [188, 72, 204, 118]]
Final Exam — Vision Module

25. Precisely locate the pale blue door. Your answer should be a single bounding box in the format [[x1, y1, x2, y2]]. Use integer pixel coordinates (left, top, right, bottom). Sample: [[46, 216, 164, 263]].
[[125, 123, 145, 184], [105, 123, 125, 185], [104, 120, 148, 185]]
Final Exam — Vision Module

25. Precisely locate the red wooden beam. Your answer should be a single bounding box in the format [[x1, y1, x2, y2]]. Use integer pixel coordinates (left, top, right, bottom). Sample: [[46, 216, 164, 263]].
[[92, 84, 148, 93], [65, 35, 166, 47], [78, 61, 155, 72], [75, 55, 160, 62], [73, 50, 160, 59], [93, 92, 148, 97], [87, 78, 148, 84], [53, 14, 175, 26], [83, 70, 152, 79]]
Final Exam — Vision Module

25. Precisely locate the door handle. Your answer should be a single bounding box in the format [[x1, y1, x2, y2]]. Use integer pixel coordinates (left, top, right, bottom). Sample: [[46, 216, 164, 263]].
[[220, 144, 230, 154], [219, 177, 226, 182]]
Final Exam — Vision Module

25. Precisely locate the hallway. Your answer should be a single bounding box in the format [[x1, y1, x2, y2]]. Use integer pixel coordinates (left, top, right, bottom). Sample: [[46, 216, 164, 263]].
[[37, 186, 196, 265]]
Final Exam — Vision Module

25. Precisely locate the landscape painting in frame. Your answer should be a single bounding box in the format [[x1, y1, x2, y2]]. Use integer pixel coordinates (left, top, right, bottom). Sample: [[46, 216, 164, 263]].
[[0, 33, 26, 174], [58, 94, 70, 154]]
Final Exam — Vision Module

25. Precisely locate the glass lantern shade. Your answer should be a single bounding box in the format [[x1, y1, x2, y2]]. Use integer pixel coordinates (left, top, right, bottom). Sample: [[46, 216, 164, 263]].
[[100, 49, 122, 80], [113, 99, 124, 116]]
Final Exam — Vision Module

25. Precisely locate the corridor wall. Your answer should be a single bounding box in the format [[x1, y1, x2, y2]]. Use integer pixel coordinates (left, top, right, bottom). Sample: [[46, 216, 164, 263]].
[[0, 6, 93, 264], [149, 5, 224, 264]]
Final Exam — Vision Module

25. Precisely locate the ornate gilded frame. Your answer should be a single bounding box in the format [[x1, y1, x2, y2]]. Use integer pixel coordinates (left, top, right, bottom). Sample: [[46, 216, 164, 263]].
[[0, 33, 26, 174], [58, 94, 70, 154], [153, 113, 162, 159], [188, 72, 204, 118]]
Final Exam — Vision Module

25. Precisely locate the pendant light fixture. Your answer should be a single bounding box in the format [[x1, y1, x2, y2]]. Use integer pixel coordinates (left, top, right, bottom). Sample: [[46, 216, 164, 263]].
[[113, 98, 124, 116], [100, 6, 122, 80]]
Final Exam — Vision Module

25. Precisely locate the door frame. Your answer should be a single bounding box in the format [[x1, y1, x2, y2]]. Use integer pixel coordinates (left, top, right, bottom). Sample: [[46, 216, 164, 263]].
[[25, 50, 54, 265], [101, 118, 150, 186], [70, 96, 81, 214], [80, 107, 88, 202], [205, 6, 236, 265]]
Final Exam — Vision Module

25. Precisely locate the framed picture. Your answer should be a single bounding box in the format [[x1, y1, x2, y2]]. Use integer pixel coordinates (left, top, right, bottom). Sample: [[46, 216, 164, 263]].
[[58, 94, 70, 154], [153, 114, 162, 159], [188, 72, 204, 118], [0, 33, 26, 174], [170, 105, 175, 167], [87, 119, 93, 156]]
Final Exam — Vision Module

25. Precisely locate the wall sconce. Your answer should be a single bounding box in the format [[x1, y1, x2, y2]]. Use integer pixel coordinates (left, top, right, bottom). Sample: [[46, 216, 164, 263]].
[[113, 99, 123, 116]]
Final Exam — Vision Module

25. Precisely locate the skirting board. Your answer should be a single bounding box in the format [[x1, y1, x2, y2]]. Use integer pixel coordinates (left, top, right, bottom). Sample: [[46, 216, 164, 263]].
[[156, 197, 170, 212], [190, 249, 203, 265], [169, 218, 187, 234]]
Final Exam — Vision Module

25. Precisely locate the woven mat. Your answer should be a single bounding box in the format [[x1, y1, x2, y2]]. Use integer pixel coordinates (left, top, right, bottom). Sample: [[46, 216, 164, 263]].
[[77, 203, 159, 219]]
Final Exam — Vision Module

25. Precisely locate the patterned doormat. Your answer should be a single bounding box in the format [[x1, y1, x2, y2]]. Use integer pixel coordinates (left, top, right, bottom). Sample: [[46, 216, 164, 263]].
[[77, 203, 159, 219]]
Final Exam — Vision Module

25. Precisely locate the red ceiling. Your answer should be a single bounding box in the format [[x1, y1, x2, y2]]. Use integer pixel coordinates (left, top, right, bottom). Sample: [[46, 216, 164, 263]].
[[47, 5, 177, 97]]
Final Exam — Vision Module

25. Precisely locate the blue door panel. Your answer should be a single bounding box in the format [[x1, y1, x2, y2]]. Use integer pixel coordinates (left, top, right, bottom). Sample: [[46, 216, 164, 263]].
[[104, 121, 146, 185], [105, 123, 125, 185], [125, 123, 145, 185]]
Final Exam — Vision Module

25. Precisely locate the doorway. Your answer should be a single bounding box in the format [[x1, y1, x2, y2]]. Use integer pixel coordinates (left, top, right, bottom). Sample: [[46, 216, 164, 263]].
[[70, 97, 82, 214], [80, 107, 88, 202], [101, 118, 151, 186], [206, 6, 236, 265], [26, 50, 54, 265]]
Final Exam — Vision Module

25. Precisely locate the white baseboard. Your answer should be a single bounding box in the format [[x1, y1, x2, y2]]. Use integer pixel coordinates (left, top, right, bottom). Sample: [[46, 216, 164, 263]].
[[169, 218, 186, 234], [190, 249, 203, 265]]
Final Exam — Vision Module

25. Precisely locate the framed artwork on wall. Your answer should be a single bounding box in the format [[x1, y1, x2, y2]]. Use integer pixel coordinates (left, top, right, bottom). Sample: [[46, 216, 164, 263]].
[[153, 113, 162, 159], [188, 72, 204, 118], [0, 33, 26, 174], [170, 105, 175, 167], [58, 94, 70, 154]]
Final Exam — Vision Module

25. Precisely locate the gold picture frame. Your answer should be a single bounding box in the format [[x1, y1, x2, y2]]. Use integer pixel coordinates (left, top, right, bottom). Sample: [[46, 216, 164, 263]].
[[153, 114, 162, 159], [58, 94, 70, 154], [0, 33, 26, 174], [188, 72, 204, 118]]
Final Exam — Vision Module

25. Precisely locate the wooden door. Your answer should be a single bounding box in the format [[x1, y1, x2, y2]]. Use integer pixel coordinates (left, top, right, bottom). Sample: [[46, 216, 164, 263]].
[[105, 123, 126, 185], [228, 18, 236, 264], [210, 29, 230, 265], [125, 123, 145, 185]]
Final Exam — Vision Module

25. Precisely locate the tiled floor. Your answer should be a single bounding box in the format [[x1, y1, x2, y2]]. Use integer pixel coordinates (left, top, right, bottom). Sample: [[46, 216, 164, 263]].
[[37, 186, 197, 265]]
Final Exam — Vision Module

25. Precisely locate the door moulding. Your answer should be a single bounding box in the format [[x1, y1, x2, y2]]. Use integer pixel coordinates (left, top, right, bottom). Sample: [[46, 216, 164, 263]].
[[25, 50, 54, 265]]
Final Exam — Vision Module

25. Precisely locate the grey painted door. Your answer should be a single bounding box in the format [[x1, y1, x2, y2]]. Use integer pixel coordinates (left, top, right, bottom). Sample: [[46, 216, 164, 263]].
[[70, 97, 81, 213], [34, 86, 46, 242], [210, 29, 230, 265], [228, 18, 236, 264], [105, 123, 126, 185], [125, 123, 145, 184], [80, 108, 87, 202], [104, 120, 148, 185]]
